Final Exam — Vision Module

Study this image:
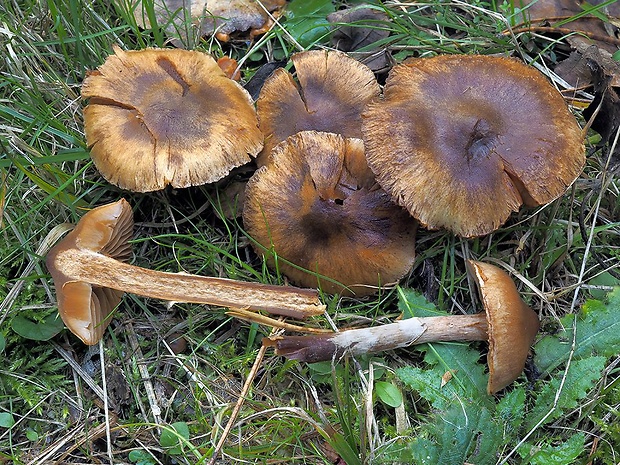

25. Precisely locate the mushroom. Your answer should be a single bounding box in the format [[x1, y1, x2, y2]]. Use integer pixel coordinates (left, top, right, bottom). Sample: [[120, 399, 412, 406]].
[[270, 260, 539, 394], [243, 131, 417, 296], [362, 54, 585, 237], [46, 199, 325, 345], [81, 46, 263, 192], [255, 49, 380, 166]]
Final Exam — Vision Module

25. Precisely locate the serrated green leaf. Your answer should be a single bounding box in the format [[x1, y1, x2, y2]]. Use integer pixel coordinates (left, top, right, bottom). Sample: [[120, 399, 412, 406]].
[[535, 287, 620, 375], [398, 287, 446, 318], [410, 400, 502, 465], [519, 432, 586, 465], [423, 343, 490, 400], [11, 313, 65, 341], [375, 381, 403, 408], [495, 388, 526, 437], [404, 437, 439, 465], [0, 333, 5, 352], [526, 356, 607, 430]]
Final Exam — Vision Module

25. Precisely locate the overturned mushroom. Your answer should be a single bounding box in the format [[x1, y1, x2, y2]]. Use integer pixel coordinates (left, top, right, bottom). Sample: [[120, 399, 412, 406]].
[[82, 46, 263, 192], [362, 54, 585, 237], [256, 49, 380, 166], [243, 131, 417, 296], [270, 260, 539, 394], [47, 199, 325, 345]]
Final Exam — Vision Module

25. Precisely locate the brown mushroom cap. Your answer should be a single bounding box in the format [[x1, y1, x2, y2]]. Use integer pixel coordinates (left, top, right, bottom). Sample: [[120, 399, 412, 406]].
[[82, 46, 263, 192], [256, 49, 380, 166], [362, 55, 585, 237], [467, 260, 540, 394], [47, 199, 133, 345], [243, 130, 417, 296]]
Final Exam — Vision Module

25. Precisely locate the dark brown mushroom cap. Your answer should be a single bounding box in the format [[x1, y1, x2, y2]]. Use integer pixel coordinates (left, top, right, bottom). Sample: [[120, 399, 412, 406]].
[[46, 199, 133, 345], [362, 55, 586, 237], [255, 49, 380, 166], [243, 131, 417, 296], [467, 260, 540, 394], [82, 46, 263, 192]]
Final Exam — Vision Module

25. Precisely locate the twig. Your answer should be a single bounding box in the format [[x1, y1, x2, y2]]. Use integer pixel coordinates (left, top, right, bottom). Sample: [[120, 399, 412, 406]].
[[52, 341, 107, 404], [207, 333, 275, 464], [507, 26, 620, 47], [126, 322, 163, 429], [227, 308, 333, 333], [100, 339, 114, 464]]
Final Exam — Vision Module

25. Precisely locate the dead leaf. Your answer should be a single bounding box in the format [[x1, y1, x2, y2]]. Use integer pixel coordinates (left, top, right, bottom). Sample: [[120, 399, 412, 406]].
[[327, 6, 393, 72], [217, 56, 241, 81], [129, 0, 286, 46], [519, 0, 620, 53], [555, 43, 620, 88], [243, 59, 287, 100], [440, 369, 456, 388], [583, 58, 620, 146]]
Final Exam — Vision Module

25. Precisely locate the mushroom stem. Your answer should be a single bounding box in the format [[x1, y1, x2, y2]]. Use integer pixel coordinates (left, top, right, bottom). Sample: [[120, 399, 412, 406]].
[[51, 246, 325, 319], [270, 313, 488, 363]]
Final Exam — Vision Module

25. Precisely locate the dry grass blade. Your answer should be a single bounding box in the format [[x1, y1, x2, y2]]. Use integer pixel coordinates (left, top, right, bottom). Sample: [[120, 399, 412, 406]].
[[227, 307, 333, 333]]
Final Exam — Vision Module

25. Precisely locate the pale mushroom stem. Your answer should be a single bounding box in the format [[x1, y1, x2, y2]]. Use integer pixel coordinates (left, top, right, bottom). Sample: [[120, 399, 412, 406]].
[[53, 247, 325, 319], [270, 313, 489, 363]]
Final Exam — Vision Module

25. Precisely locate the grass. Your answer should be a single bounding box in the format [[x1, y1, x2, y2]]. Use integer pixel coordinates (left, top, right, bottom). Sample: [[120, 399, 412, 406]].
[[1, 0, 619, 463]]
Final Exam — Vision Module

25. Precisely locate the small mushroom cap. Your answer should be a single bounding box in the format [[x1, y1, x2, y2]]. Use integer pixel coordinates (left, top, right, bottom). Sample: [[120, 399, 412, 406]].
[[467, 260, 540, 394], [256, 49, 380, 166], [82, 46, 263, 192], [362, 55, 586, 237], [46, 199, 133, 345], [243, 131, 417, 296]]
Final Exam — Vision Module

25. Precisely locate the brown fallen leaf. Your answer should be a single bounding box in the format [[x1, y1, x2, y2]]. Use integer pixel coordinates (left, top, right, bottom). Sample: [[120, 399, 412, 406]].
[[327, 6, 393, 72], [518, 0, 620, 53], [128, 0, 285, 46], [441, 369, 456, 388], [583, 57, 620, 150], [555, 43, 620, 88]]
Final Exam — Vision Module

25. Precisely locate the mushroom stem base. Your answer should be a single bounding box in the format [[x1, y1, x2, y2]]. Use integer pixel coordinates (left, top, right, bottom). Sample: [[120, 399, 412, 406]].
[[273, 314, 488, 362]]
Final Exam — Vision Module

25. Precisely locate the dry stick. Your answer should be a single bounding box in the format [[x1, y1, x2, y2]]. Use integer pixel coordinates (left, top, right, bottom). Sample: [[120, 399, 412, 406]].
[[227, 307, 333, 334], [100, 339, 114, 465], [207, 331, 277, 465], [126, 322, 162, 429], [507, 26, 620, 47], [52, 341, 107, 402]]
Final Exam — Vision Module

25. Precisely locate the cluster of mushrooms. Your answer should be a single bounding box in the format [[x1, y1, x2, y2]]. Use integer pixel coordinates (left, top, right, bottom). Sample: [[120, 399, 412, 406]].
[[46, 45, 585, 394]]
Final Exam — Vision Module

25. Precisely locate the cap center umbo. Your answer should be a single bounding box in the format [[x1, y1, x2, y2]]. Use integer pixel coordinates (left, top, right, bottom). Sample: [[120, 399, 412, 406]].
[[299, 197, 348, 247], [465, 118, 498, 161]]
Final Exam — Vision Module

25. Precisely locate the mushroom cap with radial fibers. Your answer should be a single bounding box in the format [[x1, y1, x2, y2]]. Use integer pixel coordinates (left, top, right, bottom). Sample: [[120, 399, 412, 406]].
[[362, 55, 585, 237], [46, 199, 133, 345], [82, 46, 263, 192], [256, 49, 380, 166], [243, 130, 417, 296], [467, 260, 540, 394]]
